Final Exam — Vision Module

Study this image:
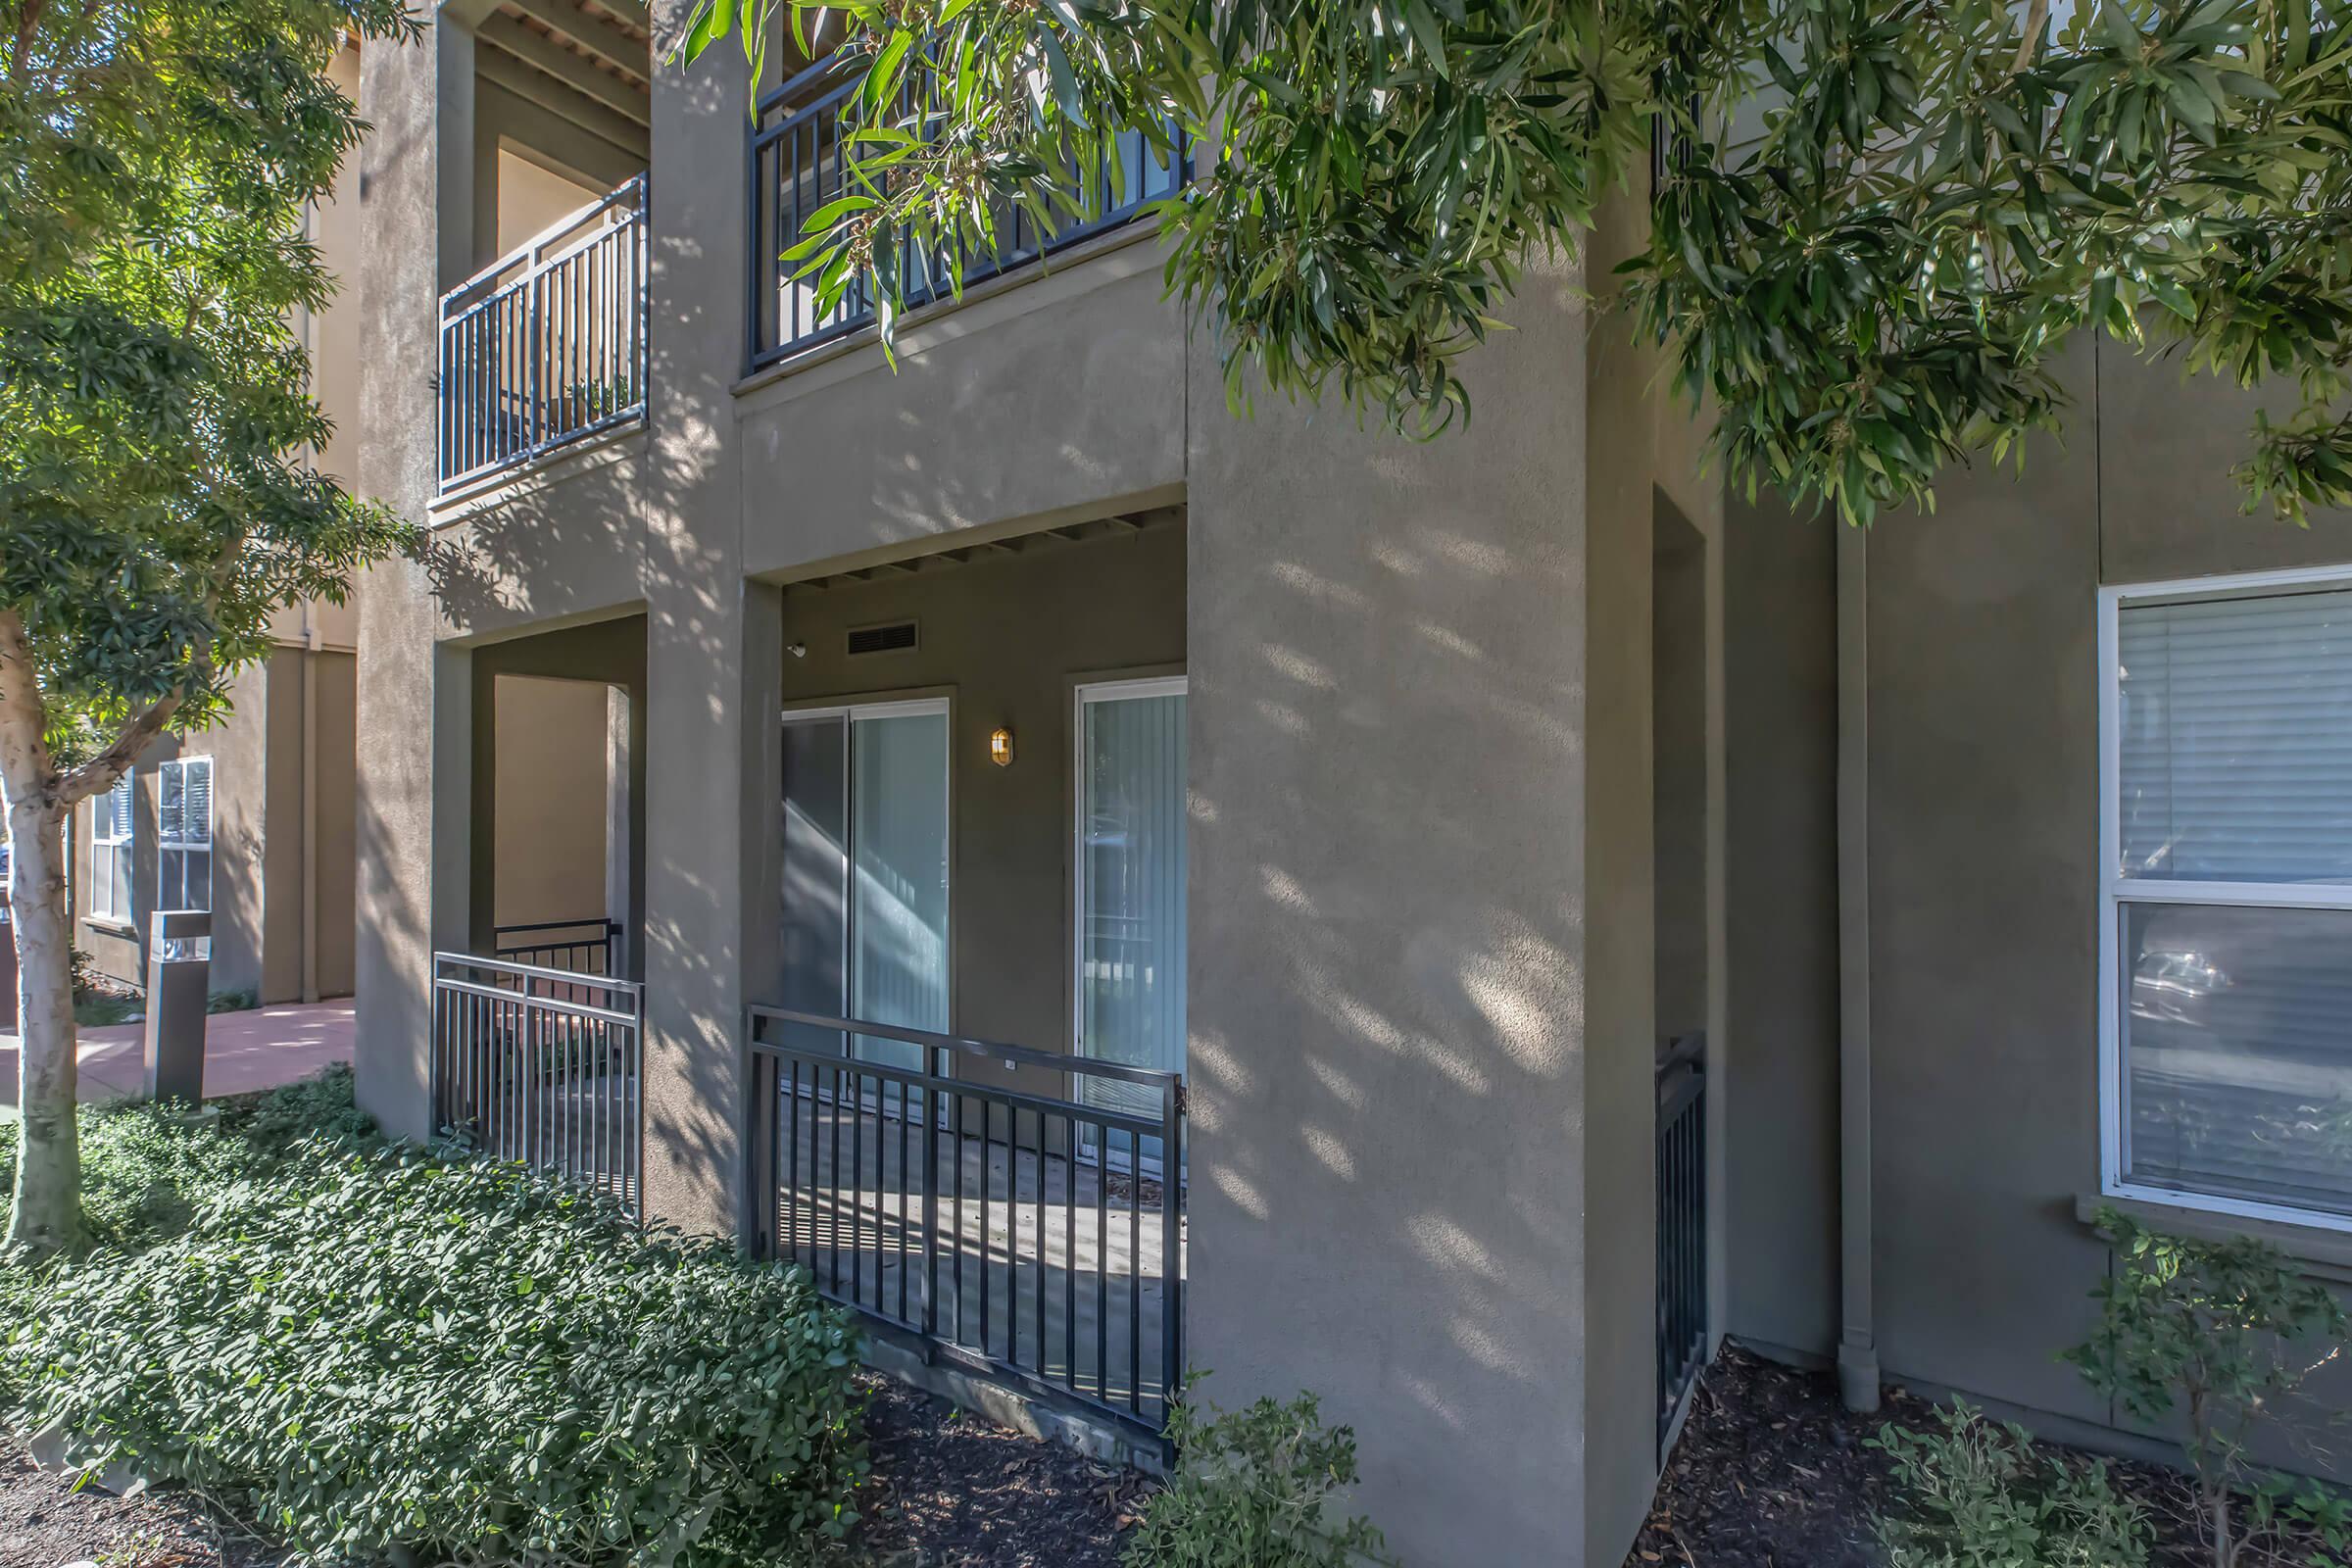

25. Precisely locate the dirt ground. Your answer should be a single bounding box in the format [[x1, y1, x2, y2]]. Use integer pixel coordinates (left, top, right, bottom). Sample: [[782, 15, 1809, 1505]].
[[1627, 1344, 2330, 1568]]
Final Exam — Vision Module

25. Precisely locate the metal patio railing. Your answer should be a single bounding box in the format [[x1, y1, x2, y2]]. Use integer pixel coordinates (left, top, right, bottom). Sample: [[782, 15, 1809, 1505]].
[[746, 53, 1187, 370], [1656, 1031, 1708, 1453], [747, 1004, 1185, 1452], [494, 916, 624, 978], [438, 174, 649, 492], [431, 953, 644, 1216]]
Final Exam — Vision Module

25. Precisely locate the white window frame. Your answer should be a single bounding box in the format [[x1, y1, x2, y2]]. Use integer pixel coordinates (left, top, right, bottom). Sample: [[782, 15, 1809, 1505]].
[[2098, 563, 2352, 1235], [90, 774, 134, 924], [158, 755, 213, 913]]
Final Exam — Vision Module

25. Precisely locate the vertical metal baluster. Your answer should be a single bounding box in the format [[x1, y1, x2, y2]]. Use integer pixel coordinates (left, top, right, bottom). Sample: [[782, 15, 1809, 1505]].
[[1033, 1108, 1047, 1378], [828, 1062, 844, 1298], [921, 1051, 939, 1338], [1063, 1109, 1077, 1400], [1161, 1080, 1184, 1420], [1096, 1118, 1109, 1402], [1129, 1128, 1142, 1417], [978, 1091, 992, 1359], [952, 1088, 966, 1345], [896, 1076, 910, 1323], [787, 1057, 803, 1267]]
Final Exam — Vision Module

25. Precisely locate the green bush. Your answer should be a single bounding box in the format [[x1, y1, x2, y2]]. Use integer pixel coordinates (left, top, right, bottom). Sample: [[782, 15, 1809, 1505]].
[[2066, 1208, 2352, 1568], [0, 1067, 376, 1255], [1124, 1388, 1393, 1566], [4, 1100, 867, 1566], [1871, 1401, 2150, 1568]]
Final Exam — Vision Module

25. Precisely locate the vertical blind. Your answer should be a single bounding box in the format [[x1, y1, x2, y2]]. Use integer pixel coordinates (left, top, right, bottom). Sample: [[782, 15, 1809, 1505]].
[[1078, 690, 1188, 1125], [2116, 587, 2352, 1218], [849, 710, 951, 1071]]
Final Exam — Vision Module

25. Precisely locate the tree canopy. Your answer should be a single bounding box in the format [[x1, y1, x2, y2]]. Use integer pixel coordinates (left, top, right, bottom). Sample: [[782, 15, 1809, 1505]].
[[680, 0, 2352, 527], [1, 0, 416, 790]]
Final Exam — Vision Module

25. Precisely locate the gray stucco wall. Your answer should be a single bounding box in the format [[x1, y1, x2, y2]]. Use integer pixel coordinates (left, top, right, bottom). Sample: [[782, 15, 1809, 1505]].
[[1183, 238, 1667, 1564], [351, 15, 1699, 1561], [1720, 501, 1841, 1362], [1728, 333, 2352, 1463]]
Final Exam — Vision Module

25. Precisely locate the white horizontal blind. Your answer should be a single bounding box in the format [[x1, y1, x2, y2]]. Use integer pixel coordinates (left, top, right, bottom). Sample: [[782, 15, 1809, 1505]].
[[91, 775, 133, 921], [2112, 583, 2352, 1223], [159, 758, 213, 912], [2119, 589, 2352, 882]]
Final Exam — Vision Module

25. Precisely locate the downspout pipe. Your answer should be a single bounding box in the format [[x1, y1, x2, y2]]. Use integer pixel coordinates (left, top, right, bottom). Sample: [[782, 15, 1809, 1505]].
[[1836, 524, 1883, 1412]]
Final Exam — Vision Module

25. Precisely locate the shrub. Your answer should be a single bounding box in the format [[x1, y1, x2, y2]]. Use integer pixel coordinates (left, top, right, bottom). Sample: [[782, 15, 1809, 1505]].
[[0, 1067, 376, 1255], [2066, 1208, 2352, 1568], [1124, 1388, 1393, 1566], [205, 987, 260, 1014], [1871, 1401, 2149, 1568], [6, 1142, 867, 1566]]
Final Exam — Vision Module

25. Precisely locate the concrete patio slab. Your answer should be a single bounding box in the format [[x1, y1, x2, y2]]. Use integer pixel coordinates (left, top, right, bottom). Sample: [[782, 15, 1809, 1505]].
[[0, 1001, 355, 1113]]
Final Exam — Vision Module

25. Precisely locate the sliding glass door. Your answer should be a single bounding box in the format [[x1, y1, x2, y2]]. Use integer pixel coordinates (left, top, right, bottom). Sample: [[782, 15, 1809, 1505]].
[[1074, 678, 1188, 1159], [780, 700, 950, 1072]]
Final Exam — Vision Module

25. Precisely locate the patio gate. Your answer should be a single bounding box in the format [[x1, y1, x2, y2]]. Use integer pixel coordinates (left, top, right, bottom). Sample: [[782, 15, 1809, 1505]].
[[431, 953, 643, 1216], [1656, 1031, 1708, 1454], [747, 1005, 1185, 1455]]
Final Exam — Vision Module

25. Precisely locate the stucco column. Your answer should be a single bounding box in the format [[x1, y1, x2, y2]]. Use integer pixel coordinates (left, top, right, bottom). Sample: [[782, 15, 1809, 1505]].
[[353, 10, 478, 1140], [633, 10, 767, 1237], [1184, 238, 1660, 1564]]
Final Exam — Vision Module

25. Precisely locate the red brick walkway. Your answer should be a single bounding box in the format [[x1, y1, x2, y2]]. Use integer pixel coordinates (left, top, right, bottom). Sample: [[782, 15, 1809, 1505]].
[[0, 1001, 354, 1110]]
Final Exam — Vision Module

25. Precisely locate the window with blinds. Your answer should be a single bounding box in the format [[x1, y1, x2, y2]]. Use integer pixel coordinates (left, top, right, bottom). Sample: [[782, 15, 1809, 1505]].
[[2107, 578, 2352, 1227], [91, 774, 133, 922], [158, 756, 213, 913]]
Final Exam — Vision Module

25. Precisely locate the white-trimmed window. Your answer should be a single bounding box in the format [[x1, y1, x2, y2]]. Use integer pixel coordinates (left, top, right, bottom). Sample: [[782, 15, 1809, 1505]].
[[158, 756, 212, 913], [90, 775, 133, 922], [2101, 566, 2352, 1231]]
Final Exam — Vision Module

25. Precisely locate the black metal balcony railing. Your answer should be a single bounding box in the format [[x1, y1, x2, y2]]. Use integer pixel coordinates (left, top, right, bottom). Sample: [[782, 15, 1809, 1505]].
[[1656, 1032, 1708, 1455], [494, 916, 624, 979], [438, 174, 649, 492], [431, 953, 645, 1216], [747, 55, 1188, 370], [747, 1004, 1186, 1454]]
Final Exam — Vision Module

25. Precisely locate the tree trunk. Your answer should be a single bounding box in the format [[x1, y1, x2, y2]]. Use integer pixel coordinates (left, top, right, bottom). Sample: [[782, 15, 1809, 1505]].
[[5, 793, 81, 1257]]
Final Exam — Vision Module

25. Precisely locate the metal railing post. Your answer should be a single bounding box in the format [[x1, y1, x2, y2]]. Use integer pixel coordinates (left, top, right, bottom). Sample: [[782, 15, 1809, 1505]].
[[1159, 1076, 1185, 1443]]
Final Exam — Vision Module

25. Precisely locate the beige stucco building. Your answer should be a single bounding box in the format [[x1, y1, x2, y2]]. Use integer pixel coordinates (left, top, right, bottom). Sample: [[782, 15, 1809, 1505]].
[[344, 6, 2352, 1564]]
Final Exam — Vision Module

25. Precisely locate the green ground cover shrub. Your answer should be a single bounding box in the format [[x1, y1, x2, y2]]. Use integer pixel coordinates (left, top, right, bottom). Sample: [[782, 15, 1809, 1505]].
[[1, 1072, 867, 1566], [1871, 1401, 2150, 1568], [1125, 1388, 1393, 1566]]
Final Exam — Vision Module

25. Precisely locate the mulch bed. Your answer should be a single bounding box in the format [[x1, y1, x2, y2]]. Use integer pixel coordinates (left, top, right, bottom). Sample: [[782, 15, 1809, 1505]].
[[848, 1373, 1153, 1567], [1628, 1342, 2325, 1568], [0, 1434, 283, 1568]]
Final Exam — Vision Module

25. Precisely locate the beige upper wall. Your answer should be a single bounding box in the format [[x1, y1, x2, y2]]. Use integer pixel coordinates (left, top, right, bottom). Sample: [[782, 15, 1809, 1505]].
[[489, 672, 613, 931], [494, 149, 604, 257]]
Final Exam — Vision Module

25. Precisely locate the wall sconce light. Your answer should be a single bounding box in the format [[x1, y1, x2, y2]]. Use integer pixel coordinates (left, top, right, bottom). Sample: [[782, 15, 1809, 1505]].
[[988, 726, 1015, 767]]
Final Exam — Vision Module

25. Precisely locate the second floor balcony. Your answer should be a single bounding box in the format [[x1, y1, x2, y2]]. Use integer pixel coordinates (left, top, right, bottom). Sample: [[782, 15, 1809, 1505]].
[[747, 55, 1188, 372], [438, 173, 649, 495]]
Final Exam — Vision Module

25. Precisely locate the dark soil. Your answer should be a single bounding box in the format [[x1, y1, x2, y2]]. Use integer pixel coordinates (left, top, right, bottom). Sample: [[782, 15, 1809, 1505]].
[[848, 1374, 1154, 1567], [1628, 1343, 2331, 1568], [0, 1435, 283, 1568]]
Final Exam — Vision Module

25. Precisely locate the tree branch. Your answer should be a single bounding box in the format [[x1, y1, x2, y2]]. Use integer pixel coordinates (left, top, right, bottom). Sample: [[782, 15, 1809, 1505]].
[[2011, 0, 2050, 76], [55, 680, 191, 808]]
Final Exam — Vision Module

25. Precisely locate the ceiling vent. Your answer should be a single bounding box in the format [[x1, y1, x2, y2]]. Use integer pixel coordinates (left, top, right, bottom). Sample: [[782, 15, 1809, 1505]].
[[846, 620, 919, 657]]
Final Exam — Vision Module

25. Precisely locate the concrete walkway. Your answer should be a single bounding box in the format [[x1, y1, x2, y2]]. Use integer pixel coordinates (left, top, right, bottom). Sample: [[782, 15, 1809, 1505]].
[[0, 1000, 354, 1111]]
